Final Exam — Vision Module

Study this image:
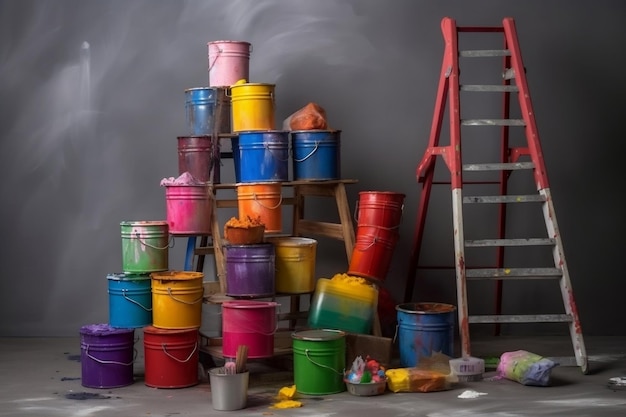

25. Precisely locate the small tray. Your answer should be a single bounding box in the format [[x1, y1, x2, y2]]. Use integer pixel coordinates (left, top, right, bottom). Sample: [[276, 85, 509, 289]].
[[345, 380, 387, 396]]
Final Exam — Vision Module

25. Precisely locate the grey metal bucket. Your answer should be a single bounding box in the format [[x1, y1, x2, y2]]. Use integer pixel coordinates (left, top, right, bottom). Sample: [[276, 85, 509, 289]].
[[209, 368, 249, 411]]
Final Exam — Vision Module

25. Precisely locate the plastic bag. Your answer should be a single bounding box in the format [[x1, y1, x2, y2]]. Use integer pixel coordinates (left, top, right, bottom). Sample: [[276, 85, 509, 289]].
[[496, 350, 558, 386], [283, 102, 328, 130]]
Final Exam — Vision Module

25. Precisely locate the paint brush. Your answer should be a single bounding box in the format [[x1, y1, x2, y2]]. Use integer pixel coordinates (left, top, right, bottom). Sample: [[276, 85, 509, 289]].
[[235, 345, 248, 373]]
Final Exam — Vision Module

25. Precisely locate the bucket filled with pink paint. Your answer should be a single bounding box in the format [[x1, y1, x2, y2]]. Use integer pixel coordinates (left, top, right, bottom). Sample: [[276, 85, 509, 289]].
[[161, 173, 213, 235], [208, 40, 252, 87], [80, 324, 135, 389], [221, 300, 278, 359]]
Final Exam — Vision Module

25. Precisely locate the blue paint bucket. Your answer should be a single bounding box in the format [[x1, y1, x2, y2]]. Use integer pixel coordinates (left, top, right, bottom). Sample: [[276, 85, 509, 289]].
[[184, 87, 230, 135], [291, 130, 341, 180], [225, 243, 275, 298], [107, 273, 152, 328], [232, 130, 289, 182], [396, 302, 456, 367]]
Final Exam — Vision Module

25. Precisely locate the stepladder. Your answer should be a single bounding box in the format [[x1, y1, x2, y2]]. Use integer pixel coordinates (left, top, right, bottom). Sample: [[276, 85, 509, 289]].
[[404, 17, 588, 373]]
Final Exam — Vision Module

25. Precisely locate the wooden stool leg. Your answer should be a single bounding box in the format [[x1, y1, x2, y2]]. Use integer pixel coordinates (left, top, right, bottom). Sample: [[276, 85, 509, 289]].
[[334, 183, 356, 262]]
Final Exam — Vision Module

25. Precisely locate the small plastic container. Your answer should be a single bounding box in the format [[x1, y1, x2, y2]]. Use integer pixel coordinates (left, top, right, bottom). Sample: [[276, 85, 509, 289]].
[[307, 276, 378, 334]]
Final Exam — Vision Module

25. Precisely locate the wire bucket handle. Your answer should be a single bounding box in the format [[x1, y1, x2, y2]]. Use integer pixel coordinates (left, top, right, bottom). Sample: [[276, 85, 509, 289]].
[[166, 287, 205, 305], [252, 193, 283, 210], [121, 289, 152, 311], [353, 237, 379, 252], [85, 344, 137, 366], [292, 141, 319, 162], [161, 342, 198, 363], [304, 349, 344, 376], [264, 143, 290, 162], [134, 233, 175, 250]]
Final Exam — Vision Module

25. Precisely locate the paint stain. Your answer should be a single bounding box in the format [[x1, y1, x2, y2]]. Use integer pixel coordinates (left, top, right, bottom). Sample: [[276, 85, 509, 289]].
[[65, 392, 111, 400], [66, 354, 81, 362], [60, 377, 81, 381]]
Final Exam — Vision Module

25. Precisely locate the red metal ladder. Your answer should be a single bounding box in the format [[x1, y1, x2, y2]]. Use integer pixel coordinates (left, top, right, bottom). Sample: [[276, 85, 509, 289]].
[[403, 17, 588, 373]]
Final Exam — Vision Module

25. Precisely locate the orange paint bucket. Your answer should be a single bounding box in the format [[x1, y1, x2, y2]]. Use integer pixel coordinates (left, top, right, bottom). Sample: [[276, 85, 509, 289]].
[[236, 182, 282, 232]]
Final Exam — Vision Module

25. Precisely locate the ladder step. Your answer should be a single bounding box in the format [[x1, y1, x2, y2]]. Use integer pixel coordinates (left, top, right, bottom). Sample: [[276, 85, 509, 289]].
[[461, 85, 519, 93], [463, 162, 535, 172], [462, 119, 526, 126], [465, 238, 556, 247], [460, 49, 510, 58], [466, 267, 562, 279], [468, 314, 573, 324], [463, 194, 546, 204]]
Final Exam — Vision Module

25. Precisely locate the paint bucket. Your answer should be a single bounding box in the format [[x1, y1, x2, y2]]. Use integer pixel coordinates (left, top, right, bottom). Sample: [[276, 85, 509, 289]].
[[292, 329, 346, 395], [396, 302, 456, 367], [107, 273, 152, 328], [120, 221, 169, 274], [232, 130, 289, 182], [150, 271, 204, 329], [184, 87, 231, 135], [236, 182, 282, 232], [80, 324, 135, 389], [291, 130, 341, 180], [222, 300, 278, 359], [209, 369, 249, 411], [355, 191, 406, 229], [165, 184, 213, 235], [143, 325, 199, 388], [225, 243, 275, 298], [177, 135, 213, 183], [265, 237, 317, 294], [229, 83, 275, 132], [208, 40, 252, 87], [348, 225, 399, 282]]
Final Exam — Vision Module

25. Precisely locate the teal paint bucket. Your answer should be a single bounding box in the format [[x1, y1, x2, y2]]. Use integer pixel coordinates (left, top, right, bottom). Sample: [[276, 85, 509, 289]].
[[107, 273, 152, 328], [292, 329, 346, 395], [396, 302, 456, 367]]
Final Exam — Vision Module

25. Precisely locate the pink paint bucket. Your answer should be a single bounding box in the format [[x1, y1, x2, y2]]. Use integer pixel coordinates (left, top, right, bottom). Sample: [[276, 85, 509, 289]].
[[221, 300, 278, 359], [208, 40, 252, 87], [164, 184, 213, 235]]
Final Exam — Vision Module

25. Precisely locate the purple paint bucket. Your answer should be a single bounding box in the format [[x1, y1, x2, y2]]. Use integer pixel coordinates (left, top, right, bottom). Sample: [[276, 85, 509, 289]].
[[225, 243, 275, 297], [80, 324, 135, 389]]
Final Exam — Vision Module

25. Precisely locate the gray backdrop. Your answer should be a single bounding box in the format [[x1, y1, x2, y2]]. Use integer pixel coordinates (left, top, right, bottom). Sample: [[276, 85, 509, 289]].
[[1, 0, 624, 338]]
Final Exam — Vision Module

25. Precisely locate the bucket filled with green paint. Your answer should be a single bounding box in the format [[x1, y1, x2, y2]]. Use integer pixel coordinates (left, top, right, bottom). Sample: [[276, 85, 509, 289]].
[[292, 329, 346, 395], [120, 221, 170, 274]]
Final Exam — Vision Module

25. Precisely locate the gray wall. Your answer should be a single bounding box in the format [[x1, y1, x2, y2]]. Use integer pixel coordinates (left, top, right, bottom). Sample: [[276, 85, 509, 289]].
[[1, 0, 624, 337]]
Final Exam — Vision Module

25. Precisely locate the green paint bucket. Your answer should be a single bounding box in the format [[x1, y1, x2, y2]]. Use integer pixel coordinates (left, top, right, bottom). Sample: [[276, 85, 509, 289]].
[[120, 221, 170, 274], [292, 329, 346, 395]]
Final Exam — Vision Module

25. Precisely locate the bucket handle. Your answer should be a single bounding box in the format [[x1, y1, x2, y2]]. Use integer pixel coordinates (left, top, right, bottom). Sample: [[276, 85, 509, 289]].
[[133, 233, 175, 250], [209, 44, 253, 71], [252, 193, 283, 210], [166, 287, 205, 305], [353, 237, 379, 252], [264, 143, 290, 162], [291, 141, 319, 162], [161, 341, 198, 363], [304, 348, 344, 376], [85, 344, 137, 366], [122, 289, 152, 312], [353, 201, 404, 230]]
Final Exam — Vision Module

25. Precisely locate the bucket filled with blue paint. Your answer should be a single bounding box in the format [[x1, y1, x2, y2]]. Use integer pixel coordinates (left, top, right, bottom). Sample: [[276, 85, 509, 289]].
[[291, 130, 341, 180], [396, 302, 456, 367], [232, 130, 289, 182], [80, 324, 135, 389], [107, 273, 152, 328]]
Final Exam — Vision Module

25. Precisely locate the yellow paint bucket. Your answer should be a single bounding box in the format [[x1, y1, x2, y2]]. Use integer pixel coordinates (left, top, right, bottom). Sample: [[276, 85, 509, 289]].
[[265, 237, 317, 293], [229, 82, 275, 131], [150, 271, 204, 329]]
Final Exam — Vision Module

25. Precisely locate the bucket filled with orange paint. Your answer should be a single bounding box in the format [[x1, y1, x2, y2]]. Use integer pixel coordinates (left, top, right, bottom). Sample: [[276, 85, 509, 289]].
[[236, 182, 282, 233]]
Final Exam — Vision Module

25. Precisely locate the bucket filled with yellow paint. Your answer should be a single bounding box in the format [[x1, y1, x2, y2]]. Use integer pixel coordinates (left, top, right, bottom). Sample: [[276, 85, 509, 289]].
[[229, 81, 275, 132], [150, 271, 204, 329]]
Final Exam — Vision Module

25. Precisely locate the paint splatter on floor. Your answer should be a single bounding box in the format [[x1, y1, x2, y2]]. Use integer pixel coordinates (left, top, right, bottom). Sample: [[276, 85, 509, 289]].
[[60, 377, 80, 381], [65, 392, 110, 400]]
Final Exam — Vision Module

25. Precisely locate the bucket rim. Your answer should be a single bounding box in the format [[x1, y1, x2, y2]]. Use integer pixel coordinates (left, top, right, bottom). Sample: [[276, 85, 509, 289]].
[[290, 129, 342, 134], [80, 323, 135, 336], [359, 191, 406, 198], [235, 181, 282, 187], [396, 302, 456, 314], [230, 82, 275, 88], [222, 300, 278, 309], [291, 328, 346, 341], [143, 325, 199, 335], [236, 129, 289, 135], [265, 237, 317, 246], [150, 271, 204, 281], [177, 134, 214, 140], [107, 272, 151, 281], [184, 86, 219, 93], [120, 220, 168, 227], [208, 40, 251, 46]]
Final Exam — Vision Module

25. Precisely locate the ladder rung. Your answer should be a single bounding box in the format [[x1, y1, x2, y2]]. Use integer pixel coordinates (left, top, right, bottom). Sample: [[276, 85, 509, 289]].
[[461, 85, 519, 93], [468, 314, 573, 324], [194, 247, 215, 256], [465, 238, 556, 247], [463, 194, 546, 204], [463, 162, 535, 171], [460, 49, 510, 57], [466, 267, 562, 279], [462, 119, 525, 126]]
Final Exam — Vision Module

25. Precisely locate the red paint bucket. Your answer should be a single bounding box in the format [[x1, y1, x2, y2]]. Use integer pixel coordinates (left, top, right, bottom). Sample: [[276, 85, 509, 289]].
[[355, 191, 406, 229], [80, 324, 135, 389], [222, 300, 278, 359], [177, 135, 213, 183], [143, 326, 199, 388], [165, 184, 213, 235], [348, 225, 400, 282]]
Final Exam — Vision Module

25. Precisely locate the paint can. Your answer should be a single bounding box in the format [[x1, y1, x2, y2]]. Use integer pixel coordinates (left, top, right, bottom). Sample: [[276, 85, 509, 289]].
[[355, 191, 406, 229], [107, 273, 152, 328], [396, 302, 456, 367], [347, 225, 399, 282], [164, 184, 212, 235], [184, 87, 231, 135], [208, 40, 252, 87], [229, 82, 275, 132], [225, 243, 275, 298], [236, 182, 282, 232], [292, 329, 346, 395], [265, 237, 317, 294], [143, 325, 199, 388], [80, 324, 135, 389], [150, 271, 204, 329], [209, 368, 249, 411], [232, 130, 289, 182], [177, 135, 213, 183], [221, 300, 278, 359], [120, 221, 169, 274], [291, 130, 341, 180]]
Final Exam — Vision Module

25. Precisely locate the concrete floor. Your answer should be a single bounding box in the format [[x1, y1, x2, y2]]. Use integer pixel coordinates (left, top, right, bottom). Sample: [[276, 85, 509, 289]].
[[1, 334, 625, 417]]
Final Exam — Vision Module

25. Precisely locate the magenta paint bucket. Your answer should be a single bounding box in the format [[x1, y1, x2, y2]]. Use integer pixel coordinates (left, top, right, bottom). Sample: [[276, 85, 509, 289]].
[[164, 184, 213, 235], [80, 324, 135, 389], [208, 40, 252, 87], [225, 243, 275, 298]]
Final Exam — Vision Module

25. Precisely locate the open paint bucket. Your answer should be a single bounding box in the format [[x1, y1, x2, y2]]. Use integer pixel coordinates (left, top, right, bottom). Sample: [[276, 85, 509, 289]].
[[222, 300, 278, 359], [208, 40, 252, 87], [209, 368, 249, 411], [120, 221, 169, 274], [236, 182, 282, 232], [265, 237, 317, 293], [291, 130, 341, 180], [150, 271, 204, 329], [233, 130, 289, 182], [225, 243, 275, 298], [80, 324, 135, 389], [107, 273, 152, 328], [229, 82, 275, 132], [292, 329, 346, 395], [165, 184, 213, 235], [143, 326, 199, 388], [184, 87, 230, 135]]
